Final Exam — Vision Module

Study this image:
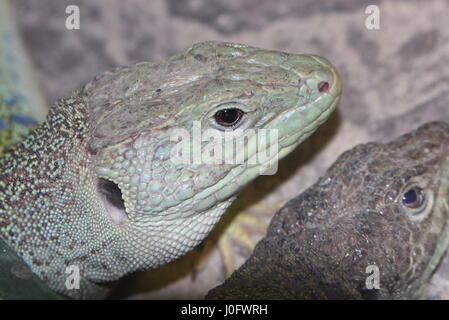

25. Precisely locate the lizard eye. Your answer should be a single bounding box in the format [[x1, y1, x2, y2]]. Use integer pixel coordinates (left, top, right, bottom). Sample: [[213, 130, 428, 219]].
[[402, 187, 425, 209], [214, 108, 245, 128], [399, 184, 433, 220]]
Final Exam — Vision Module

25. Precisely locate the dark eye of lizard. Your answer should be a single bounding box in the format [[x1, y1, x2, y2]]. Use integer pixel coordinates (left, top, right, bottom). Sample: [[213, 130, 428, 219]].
[[398, 182, 434, 220], [401, 187, 425, 209], [214, 108, 244, 127]]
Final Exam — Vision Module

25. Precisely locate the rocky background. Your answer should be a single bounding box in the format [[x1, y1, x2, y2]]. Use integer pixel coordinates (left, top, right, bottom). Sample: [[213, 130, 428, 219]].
[[10, 0, 449, 299]]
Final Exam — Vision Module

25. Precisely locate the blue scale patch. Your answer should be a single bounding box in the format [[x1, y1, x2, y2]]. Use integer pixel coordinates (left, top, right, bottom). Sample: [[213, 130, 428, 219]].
[[10, 113, 35, 126], [4, 95, 18, 106], [0, 119, 6, 130]]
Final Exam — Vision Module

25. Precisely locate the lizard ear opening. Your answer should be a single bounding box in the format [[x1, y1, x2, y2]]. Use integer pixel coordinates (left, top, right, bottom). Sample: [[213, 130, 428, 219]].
[[97, 178, 129, 225]]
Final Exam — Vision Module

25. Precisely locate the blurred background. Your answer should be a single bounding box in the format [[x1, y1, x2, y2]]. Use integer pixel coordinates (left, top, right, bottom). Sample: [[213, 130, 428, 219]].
[[8, 0, 449, 299]]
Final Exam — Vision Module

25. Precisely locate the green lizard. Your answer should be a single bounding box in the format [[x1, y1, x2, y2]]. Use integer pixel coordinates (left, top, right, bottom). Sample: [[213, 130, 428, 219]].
[[208, 122, 449, 299], [0, 40, 342, 299], [0, 0, 47, 155]]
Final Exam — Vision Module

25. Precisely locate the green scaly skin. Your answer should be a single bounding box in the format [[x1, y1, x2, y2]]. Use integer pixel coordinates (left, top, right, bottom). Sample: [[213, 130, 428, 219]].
[[0, 0, 47, 155], [0, 41, 342, 299]]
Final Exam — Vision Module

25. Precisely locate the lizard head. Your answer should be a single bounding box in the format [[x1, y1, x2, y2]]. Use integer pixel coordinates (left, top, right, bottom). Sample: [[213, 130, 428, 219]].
[[81, 41, 342, 274], [268, 121, 449, 299]]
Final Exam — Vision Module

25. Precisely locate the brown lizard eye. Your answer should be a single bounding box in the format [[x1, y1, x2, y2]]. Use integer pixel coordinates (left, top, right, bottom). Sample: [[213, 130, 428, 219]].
[[399, 183, 433, 220], [214, 108, 244, 127]]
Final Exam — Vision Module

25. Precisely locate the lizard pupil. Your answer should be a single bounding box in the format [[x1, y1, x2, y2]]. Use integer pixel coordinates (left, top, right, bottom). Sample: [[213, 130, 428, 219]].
[[214, 108, 244, 127], [402, 187, 424, 209]]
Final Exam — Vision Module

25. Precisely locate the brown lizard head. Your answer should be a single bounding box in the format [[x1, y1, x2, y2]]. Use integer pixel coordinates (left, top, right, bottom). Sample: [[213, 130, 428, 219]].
[[267, 121, 449, 299]]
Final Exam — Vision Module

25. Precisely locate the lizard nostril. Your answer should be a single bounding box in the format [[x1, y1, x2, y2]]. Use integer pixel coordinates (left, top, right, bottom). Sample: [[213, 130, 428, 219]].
[[318, 81, 330, 93]]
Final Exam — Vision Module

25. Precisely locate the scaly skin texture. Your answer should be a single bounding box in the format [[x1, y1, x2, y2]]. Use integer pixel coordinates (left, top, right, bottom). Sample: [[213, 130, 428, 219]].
[[208, 122, 449, 300], [0, 0, 47, 155], [0, 41, 341, 298]]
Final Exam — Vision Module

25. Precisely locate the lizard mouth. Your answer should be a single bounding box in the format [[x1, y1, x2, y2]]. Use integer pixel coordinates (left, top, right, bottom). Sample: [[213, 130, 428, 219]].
[[97, 178, 128, 225]]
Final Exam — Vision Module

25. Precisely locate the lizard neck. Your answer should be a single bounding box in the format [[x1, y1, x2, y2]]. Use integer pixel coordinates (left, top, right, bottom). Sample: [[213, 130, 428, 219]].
[[0, 89, 238, 298], [0, 92, 110, 298], [0, 91, 234, 298]]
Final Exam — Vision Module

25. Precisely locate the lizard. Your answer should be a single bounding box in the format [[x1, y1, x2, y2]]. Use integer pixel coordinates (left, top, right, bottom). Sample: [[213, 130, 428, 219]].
[[207, 121, 449, 299], [0, 40, 342, 299]]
